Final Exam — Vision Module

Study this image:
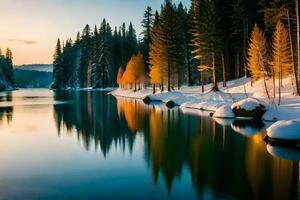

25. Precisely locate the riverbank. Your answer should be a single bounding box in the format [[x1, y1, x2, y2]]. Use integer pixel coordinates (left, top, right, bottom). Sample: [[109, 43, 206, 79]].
[[110, 77, 300, 121]]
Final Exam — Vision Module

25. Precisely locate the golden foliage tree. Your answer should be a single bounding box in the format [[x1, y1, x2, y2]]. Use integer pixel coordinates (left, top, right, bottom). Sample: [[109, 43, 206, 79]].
[[272, 21, 293, 105], [117, 67, 124, 88], [122, 52, 147, 91], [149, 65, 162, 94], [247, 24, 270, 100]]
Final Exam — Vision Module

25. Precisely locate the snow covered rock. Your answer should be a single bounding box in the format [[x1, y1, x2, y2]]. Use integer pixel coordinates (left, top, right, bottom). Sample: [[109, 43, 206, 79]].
[[213, 105, 235, 119], [166, 100, 178, 108], [143, 96, 152, 104], [231, 98, 266, 119], [267, 120, 300, 141]]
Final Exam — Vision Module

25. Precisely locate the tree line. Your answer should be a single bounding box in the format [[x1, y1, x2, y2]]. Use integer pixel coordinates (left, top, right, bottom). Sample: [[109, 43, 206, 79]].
[[52, 19, 138, 89], [52, 0, 300, 101], [0, 48, 15, 90]]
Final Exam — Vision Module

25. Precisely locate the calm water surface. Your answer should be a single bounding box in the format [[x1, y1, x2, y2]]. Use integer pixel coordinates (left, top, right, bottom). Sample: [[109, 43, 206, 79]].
[[0, 89, 299, 200]]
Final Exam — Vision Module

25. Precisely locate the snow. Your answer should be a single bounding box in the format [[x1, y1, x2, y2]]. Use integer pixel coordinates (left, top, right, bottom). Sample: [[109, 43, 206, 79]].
[[109, 88, 152, 99], [111, 77, 300, 121], [267, 120, 300, 140], [77, 87, 115, 92], [231, 98, 264, 111], [213, 105, 235, 119]]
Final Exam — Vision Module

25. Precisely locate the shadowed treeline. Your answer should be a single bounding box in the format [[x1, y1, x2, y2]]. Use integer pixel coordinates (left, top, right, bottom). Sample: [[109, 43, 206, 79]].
[[53, 91, 299, 200]]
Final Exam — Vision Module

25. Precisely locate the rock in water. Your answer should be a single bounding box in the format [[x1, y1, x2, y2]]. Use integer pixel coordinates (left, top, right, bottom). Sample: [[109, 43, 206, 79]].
[[143, 96, 152, 104], [231, 98, 266, 119], [166, 100, 177, 109]]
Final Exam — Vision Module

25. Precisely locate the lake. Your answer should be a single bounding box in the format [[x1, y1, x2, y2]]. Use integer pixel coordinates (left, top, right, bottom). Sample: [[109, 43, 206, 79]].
[[0, 89, 299, 200]]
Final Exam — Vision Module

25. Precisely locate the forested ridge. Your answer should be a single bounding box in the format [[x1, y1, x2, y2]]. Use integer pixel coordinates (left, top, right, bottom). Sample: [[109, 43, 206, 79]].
[[52, 0, 300, 101], [0, 48, 15, 91]]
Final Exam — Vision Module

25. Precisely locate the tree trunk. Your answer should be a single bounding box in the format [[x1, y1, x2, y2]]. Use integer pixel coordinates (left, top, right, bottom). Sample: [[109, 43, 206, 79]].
[[134, 80, 137, 92], [272, 68, 276, 104], [153, 84, 156, 94], [222, 54, 227, 87], [296, 0, 300, 88], [243, 16, 248, 78], [168, 56, 171, 91], [201, 72, 204, 93], [211, 53, 219, 92], [279, 60, 282, 106], [288, 9, 299, 95], [172, 77, 175, 90], [263, 73, 270, 100], [187, 51, 193, 86], [236, 52, 240, 79], [161, 79, 164, 92]]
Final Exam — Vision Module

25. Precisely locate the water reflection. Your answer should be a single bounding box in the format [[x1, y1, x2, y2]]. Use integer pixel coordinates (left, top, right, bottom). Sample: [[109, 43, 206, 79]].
[[52, 91, 299, 199], [267, 144, 300, 161], [0, 92, 13, 125], [53, 91, 135, 155], [231, 120, 267, 137], [0, 106, 13, 125]]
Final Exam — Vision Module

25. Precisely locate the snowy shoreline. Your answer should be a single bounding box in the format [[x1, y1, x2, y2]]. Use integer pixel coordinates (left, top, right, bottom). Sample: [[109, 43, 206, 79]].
[[110, 77, 300, 122]]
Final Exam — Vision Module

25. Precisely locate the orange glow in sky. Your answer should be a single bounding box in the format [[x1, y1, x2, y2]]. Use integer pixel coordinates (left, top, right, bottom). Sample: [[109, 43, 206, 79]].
[[0, 0, 189, 65]]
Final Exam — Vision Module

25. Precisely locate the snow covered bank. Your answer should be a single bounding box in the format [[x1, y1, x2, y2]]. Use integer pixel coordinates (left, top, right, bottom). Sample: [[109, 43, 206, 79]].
[[51, 87, 116, 92], [110, 77, 300, 121], [110, 88, 152, 99], [267, 120, 300, 141]]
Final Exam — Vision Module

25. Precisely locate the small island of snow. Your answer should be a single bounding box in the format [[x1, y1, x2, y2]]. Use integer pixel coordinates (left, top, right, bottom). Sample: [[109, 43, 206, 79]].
[[213, 105, 235, 119], [267, 120, 300, 140]]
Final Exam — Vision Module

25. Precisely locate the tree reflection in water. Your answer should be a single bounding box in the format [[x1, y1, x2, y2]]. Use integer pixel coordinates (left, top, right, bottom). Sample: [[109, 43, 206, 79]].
[[53, 91, 135, 155], [0, 92, 13, 125], [53, 91, 299, 199]]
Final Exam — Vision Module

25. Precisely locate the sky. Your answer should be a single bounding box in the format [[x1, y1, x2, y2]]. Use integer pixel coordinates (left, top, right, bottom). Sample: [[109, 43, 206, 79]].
[[0, 0, 190, 65]]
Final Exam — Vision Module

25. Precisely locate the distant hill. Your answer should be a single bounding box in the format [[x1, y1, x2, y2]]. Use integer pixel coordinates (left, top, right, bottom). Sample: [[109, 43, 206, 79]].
[[14, 69, 52, 88], [15, 64, 53, 72]]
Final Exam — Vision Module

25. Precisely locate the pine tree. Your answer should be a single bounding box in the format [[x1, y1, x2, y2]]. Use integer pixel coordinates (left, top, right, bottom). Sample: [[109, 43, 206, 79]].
[[231, 0, 246, 79], [177, 2, 192, 88], [52, 38, 64, 89], [126, 22, 138, 61], [149, 0, 183, 91], [258, 0, 288, 37], [149, 11, 166, 92], [272, 21, 293, 105], [92, 19, 114, 88], [112, 27, 122, 84], [80, 24, 92, 88], [141, 6, 154, 73], [247, 24, 270, 99], [190, 0, 222, 92], [3, 48, 15, 87]]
